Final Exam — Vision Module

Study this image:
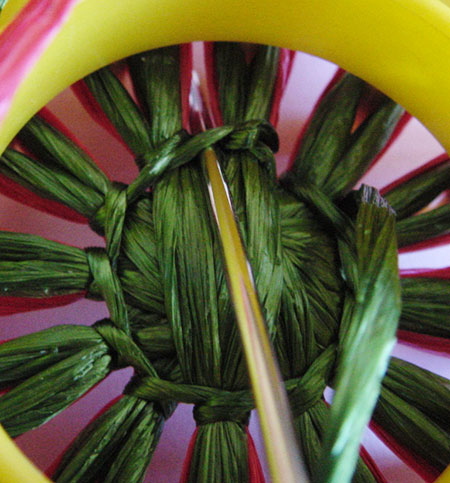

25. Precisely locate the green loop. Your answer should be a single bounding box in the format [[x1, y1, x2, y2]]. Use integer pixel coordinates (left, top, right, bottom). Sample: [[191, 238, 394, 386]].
[[103, 183, 128, 265], [94, 319, 157, 376], [85, 247, 130, 334], [93, 319, 176, 418], [89, 183, 128, 265]]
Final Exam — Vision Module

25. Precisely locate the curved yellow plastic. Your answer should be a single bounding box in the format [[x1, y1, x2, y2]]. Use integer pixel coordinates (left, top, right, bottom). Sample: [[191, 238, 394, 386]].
[[0, 425, 50, 483], [0, 0, 449, 481], [0, 0, 449, 157], [435, 465, 450, 483]]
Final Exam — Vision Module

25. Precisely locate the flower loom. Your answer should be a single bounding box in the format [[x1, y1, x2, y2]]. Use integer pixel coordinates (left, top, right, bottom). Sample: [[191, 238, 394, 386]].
[[0, 1, 449, 483]]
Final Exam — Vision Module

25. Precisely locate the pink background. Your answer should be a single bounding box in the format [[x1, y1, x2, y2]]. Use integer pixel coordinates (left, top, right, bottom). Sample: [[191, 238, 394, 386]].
[[0, 46, 448, 481]]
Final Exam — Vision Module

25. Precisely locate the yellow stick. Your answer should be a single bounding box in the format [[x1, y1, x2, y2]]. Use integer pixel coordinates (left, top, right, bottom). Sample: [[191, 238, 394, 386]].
[[203, 148, 308, 483]]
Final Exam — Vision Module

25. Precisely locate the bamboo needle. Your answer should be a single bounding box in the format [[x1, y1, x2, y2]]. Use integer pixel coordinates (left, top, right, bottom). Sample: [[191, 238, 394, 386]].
[[190, 74, 309, 483]]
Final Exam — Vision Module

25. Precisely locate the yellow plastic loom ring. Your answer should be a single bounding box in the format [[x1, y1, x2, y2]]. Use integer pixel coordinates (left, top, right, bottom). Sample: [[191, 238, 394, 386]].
[[0, 1, 450, 482], [0, 0, 450, 155]]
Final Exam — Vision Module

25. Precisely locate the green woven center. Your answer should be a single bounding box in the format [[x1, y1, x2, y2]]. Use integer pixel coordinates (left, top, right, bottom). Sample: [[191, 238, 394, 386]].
[[0, 43, 449, 483]]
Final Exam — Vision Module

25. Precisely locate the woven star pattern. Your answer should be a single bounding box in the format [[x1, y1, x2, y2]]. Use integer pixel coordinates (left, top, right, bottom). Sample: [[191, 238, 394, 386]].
[[0, 43, 448, 482]]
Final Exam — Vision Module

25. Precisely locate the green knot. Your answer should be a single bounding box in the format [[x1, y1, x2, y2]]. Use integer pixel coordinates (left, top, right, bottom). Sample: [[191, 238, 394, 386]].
[[219, 119, 279, 179], [129, 120, 279, 200], [85, 126, 217, 252], [88, 120, 278, 236], [193, 400, 250, 426], [221, 120, 278, 152], [125, 345, 336, 425], [126, 376, 255, 425]]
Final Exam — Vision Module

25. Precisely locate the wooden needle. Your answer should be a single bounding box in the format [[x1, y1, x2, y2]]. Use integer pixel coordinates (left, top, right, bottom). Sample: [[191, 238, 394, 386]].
[[190, 73, 308, 483]]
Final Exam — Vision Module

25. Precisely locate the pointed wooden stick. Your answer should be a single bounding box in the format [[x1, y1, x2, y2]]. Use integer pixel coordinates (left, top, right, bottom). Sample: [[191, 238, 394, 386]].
[[190, 74, 308, 483]]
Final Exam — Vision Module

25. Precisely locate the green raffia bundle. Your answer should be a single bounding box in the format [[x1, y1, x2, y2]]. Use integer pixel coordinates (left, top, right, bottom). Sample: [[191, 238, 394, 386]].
[[0, 42, 449, 482]]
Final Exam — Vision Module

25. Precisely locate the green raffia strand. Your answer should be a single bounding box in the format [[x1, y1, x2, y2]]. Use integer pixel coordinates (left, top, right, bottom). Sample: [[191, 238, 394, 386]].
[[315, 186, 401, 483], [94, 320, 157, 375], [18, 115, 109, 194], [121, 198, 161, 285], [214, 42, 283, 336], [87, 248, 130, 333], [323, 100, 404, 198], [144, 45, 252, 482], [119, 268, 163, 314], [384, 157, 450, 220], [374, 358, 450, 471], [0, 322, 173, 387], [188, 423, 248, 481], [399, 277, 450, 339], [295, 401, 379, 483], [118, 198, 165, 318], [383, 155, 450, 248], [383, 358, 450, 429], [396, 203, 450, 247], [0, 325, 104, 386], [245, 45, 280, 120], [129, 46, 184, 147], [0, 149, 104, 217], [135, 324, 175, 358], [290, 74, 404, 199], [118, 200, 164, 317], [277, 193, 343, 356], [0, 40, 449, 483], [0, 345, 111, 437], [53, 395, 165, 483], [291, 73, 364, 188], [84, 67, 153, 156], [0, 232, 89, 297], [213, 42, 247, 124]]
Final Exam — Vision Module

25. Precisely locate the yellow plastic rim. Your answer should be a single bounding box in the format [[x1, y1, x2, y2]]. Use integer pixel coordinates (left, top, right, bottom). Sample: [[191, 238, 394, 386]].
[[0, 0, 449, 482], [0, 0, 449, 156]]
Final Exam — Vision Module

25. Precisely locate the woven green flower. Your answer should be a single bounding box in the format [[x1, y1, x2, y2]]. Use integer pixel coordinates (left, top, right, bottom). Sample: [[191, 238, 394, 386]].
[[0, 43, 448, 483]]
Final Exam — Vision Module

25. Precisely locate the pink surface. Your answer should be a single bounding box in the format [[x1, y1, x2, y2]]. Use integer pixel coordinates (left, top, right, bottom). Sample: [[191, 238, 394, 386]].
[[0, 46, 448, 482]]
